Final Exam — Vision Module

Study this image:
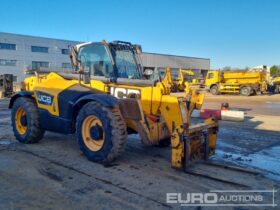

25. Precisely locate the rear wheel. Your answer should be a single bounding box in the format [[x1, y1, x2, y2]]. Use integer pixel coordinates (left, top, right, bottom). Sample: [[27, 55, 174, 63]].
[[76, 102, 127, 163], [275, 85, 280, 94], [210, 85, 219, 95], [240, 86, 251, 96], [11, 97, 45, 143]]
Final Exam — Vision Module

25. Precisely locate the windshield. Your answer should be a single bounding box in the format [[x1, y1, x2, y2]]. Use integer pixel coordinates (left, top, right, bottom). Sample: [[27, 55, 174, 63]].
[[111, 47, 141, 79]]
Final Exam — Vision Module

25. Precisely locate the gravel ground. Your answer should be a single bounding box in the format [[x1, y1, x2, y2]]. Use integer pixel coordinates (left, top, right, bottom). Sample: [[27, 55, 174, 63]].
[[0, 94, 279, 210]]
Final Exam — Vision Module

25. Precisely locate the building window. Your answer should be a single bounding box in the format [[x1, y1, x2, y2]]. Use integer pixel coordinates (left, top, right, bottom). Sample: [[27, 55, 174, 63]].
[[32, 61, 49, 70], [0, 43, 16, 50], [0, 59, 17, 66], [61, 63, 71, 69], [31, 46, 48, 53], [61, 49, 69, 55]]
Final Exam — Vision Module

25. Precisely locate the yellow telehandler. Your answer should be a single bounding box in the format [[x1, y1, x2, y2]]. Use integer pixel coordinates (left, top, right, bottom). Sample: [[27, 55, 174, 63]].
[[9, 40, 218, 170]]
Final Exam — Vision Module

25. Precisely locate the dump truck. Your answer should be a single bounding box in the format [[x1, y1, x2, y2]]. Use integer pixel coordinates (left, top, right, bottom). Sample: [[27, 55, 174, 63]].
[[9, 40, 218, 170], [205, 70, 267, 96]]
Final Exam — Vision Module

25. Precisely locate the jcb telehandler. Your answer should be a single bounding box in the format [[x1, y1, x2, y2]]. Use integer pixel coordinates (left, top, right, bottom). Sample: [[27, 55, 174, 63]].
[[9, 40, 218, 170]]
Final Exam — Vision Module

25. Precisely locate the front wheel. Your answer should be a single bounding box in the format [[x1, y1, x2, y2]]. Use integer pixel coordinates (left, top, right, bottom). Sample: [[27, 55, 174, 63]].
[[11, 97, 45, 143], [76, 102, 127, 164], [210, 85, 219, 95], [240, 86, 251, 96]]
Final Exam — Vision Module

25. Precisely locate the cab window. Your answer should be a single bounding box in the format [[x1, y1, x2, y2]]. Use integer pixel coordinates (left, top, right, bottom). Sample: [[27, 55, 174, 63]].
[[78, 44, 114, 77], [208, 73, 214, 79]]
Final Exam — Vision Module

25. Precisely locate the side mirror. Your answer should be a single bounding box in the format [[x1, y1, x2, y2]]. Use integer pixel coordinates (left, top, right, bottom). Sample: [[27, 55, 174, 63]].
[[143, 69, 154, 76], [78, 63, 90, 84], [83, 66, 90, 84]]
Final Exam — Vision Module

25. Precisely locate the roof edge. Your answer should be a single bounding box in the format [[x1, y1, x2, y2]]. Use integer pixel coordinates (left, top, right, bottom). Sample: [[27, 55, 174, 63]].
[[142, 52, 210, 61], [0, 31, 82, 43]]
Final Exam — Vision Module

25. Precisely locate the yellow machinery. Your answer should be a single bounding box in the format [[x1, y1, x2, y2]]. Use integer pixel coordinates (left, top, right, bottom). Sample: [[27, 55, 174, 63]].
[[270, 76, 280, 93], [180, 69, 203, 88], [205, 70, 267, 96], [173, 69, 195, 92], [169, 69, 202, 92], [9, 41, 218, 170]]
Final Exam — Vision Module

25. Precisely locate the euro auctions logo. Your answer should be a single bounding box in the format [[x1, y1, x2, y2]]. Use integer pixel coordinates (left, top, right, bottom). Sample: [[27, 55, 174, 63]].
[[166, 189, 277, 207], [167, 192, 218, 204]]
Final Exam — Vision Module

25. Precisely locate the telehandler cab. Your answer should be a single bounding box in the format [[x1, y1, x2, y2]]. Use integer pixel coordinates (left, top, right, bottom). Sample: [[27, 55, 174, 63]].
[[9, 40, 218, 169]]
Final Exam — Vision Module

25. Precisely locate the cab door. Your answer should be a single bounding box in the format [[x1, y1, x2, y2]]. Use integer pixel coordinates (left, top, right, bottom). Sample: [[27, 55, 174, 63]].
[[205, 71, 219, 86]]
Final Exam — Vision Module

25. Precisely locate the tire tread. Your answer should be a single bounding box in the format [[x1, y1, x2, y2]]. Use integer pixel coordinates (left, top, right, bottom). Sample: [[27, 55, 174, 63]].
[[12, 97, 45, 143]]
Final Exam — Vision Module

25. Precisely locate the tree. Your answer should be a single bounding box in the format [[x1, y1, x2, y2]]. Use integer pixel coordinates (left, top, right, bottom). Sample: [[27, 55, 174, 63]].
[[270, 65, 280, 77]]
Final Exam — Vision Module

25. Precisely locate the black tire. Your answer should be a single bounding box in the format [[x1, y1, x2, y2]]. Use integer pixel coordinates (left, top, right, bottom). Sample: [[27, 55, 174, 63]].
[[210, 85, 219, 95], [76, 101, 127, 163], [11, 97, 45, 143], [250, 89, 256, 96], [240, 86, 251, 96], [275, 85, 280, 94]]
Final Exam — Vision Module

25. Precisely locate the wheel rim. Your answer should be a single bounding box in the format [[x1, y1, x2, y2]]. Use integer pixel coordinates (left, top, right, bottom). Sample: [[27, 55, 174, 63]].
[[82, 115, 104, 151], [211, 87, 217, 94], [241, 88, 248, 95], [15, 107, 27, 135]]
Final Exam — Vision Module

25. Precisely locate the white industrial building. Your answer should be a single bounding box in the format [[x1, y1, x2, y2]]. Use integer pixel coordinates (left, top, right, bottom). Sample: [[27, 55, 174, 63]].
[[0, 32, 80, 81], [140, 52, 210, 71], [140, 52, 210, 78], [0, 32, 210, 82]]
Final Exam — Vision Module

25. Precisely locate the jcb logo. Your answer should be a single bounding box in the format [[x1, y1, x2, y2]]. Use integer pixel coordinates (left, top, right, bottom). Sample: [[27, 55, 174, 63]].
[[110, 87, 141, 99], [36, 91, 53, 105]]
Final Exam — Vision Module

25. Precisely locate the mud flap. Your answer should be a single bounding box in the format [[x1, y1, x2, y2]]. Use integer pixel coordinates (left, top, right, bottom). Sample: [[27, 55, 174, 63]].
[[118, 98, 143, 121]]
